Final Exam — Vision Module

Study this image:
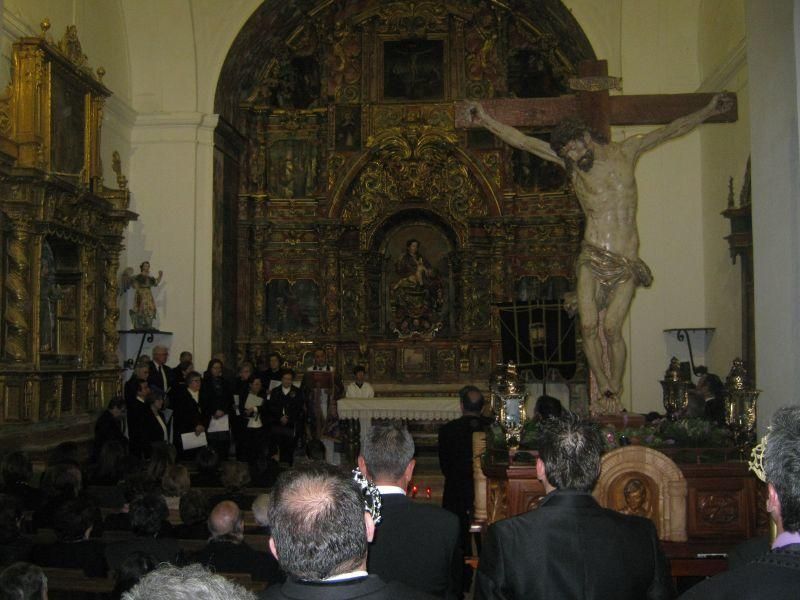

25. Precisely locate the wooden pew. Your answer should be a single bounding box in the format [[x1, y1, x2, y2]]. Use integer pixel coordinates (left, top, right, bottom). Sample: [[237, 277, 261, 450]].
[[41, 567, 113, 595]]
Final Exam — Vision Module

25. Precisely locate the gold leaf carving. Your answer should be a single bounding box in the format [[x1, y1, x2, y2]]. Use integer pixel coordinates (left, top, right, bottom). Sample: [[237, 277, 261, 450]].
[[341, 128, 487, 243]]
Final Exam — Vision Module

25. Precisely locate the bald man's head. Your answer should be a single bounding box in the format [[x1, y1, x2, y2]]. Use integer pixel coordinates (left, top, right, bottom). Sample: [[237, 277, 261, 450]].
[[208, 500, 243, 542]]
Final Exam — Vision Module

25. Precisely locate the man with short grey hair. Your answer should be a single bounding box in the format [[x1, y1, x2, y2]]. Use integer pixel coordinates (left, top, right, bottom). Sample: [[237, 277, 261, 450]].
[[263, 463, 433, 599], [122, 564, 255, 600], [147, 345, 173, 393], [359, 423, 461, 599], [0, 562, 48, 600], [678, 406, 800, 599]]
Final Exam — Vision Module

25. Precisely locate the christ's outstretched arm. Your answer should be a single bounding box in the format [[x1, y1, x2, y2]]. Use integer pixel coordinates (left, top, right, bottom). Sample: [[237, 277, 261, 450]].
[[466, 101, 565, 168], [624, 92, 735, 160]]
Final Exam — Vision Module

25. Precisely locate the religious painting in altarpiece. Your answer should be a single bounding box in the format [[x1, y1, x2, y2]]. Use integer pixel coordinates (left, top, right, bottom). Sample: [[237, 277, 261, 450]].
[[0, 21, 136, 446], [216, 0, 591, 385]]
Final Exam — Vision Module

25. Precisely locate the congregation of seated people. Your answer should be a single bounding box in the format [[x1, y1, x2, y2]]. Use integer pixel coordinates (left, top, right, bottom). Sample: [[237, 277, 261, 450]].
[[2, 353, 799, 600]]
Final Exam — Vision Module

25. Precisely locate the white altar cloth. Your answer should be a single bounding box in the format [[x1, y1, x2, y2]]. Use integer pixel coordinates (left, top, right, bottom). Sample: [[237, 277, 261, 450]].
[[338, 396, 462, 448]]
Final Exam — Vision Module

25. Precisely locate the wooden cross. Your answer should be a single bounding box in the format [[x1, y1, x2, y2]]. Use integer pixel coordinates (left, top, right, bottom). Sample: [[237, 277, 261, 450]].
[[455, 60, 738, 136]]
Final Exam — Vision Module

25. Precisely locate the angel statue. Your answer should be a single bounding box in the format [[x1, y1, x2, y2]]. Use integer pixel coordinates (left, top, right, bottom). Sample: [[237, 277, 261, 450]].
[[120, 261, 163, 330]]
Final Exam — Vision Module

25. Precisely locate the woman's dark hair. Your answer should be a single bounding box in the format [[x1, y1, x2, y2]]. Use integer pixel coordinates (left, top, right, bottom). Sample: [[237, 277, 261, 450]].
[[186, 370, 202, 385], [54, 497, 98, 541], [107, 395, 126, 410], [220, 462, 251, 492], [405, 238, 419, 249], [196, 447, 220, 474], [112, 551, 158, 600], [145, 443, 175, 484], [1, 451, 33, 486], [179, 490, 209, 526], [40, 463, 82, 499], [205, 359, 224, 378], [353, 365, 366, 375], [278, 368, 295, 379], [92, 440, 128, 484], [268, 352, 282, 364], [130, 493, 168, 537]]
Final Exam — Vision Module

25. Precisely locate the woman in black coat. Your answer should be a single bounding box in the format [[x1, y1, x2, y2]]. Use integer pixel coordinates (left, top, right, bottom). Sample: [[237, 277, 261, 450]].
[[200, 358, 235, 459], [141, 390, 169, 459]]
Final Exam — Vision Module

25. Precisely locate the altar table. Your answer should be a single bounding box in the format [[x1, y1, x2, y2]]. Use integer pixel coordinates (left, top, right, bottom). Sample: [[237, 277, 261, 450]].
[[338, 396, 462, 448]]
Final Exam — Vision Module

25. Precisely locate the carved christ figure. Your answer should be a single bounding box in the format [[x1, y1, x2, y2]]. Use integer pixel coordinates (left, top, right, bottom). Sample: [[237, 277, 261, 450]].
[[468, 93, 733, 410]]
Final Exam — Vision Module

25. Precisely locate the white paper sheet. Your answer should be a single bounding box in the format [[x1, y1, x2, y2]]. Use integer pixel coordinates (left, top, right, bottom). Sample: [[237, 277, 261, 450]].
[[180, 431, 208, 450], [207, 414, 230, 433]]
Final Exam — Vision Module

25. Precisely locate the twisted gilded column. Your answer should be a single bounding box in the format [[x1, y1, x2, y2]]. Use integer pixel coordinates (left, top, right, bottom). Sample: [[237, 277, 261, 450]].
[[102, 247, 122, 366], [4, 222, 32, 362]]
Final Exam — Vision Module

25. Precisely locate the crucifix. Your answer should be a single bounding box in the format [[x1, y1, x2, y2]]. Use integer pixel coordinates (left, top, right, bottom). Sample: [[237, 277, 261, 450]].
[[456, 59, 738, 415]]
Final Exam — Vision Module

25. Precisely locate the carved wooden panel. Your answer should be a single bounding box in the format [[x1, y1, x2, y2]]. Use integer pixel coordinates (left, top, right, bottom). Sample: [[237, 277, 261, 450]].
[[687, 477, 753, 539]]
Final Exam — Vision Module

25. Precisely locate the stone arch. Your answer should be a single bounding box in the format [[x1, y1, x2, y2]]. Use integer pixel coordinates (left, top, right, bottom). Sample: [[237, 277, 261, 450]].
[[594, 446, 688, 542]]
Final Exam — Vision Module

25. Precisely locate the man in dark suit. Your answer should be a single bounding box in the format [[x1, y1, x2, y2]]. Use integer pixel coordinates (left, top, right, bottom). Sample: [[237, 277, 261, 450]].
[[262, 463, 434, 599], [438, 386, 491, 557], [678, 406, 800, 599], [360, 423, 462, 599], [93, 395, 128, 460], [171, 370, 206, 459], [148, 345, 174, 393], [190, 500, 282, 583], [475, 412, 673, 600], [126, 379, 150, 459]]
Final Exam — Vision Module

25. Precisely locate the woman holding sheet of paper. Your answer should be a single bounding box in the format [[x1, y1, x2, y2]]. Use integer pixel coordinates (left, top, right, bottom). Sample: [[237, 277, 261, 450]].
[[200, 358, 235, 459]]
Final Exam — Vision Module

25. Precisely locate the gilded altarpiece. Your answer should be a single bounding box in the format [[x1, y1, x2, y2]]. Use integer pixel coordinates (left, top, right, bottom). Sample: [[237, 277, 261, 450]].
[[0, 23, 135, 444], [218, 0, 592, 383]]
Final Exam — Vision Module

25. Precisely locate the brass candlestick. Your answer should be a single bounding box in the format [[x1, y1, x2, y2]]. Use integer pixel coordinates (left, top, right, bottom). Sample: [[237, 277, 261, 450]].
[[660, 357, 690, 420], [724, 358, 760, 456]]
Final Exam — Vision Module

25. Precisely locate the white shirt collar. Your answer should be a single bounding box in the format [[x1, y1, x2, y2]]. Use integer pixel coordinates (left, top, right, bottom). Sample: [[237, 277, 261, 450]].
[[323, 570, 368, 582], [281, 386, 291, 394], [376, 485, 406, 496]]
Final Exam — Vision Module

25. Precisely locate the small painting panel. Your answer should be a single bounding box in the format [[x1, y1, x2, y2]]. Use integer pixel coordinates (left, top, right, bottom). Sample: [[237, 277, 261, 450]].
[[334, 105, 362, 151], [50, 71, 85, 174], [266, 279, 320, 333], [268, 140, 320, 198], [383, 39, 445, 101], [401, 347, 431, 373]]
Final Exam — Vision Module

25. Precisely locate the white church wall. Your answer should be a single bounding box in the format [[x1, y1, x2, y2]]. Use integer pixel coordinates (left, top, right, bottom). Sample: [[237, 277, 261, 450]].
[[698, 0, 749, 383], [117, 0, 261, 370], [747, 0, 800, 434]]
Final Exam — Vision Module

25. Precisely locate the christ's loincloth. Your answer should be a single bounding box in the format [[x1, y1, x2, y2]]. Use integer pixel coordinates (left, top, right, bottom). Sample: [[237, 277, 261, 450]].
[[564, 243, 653, 314]]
